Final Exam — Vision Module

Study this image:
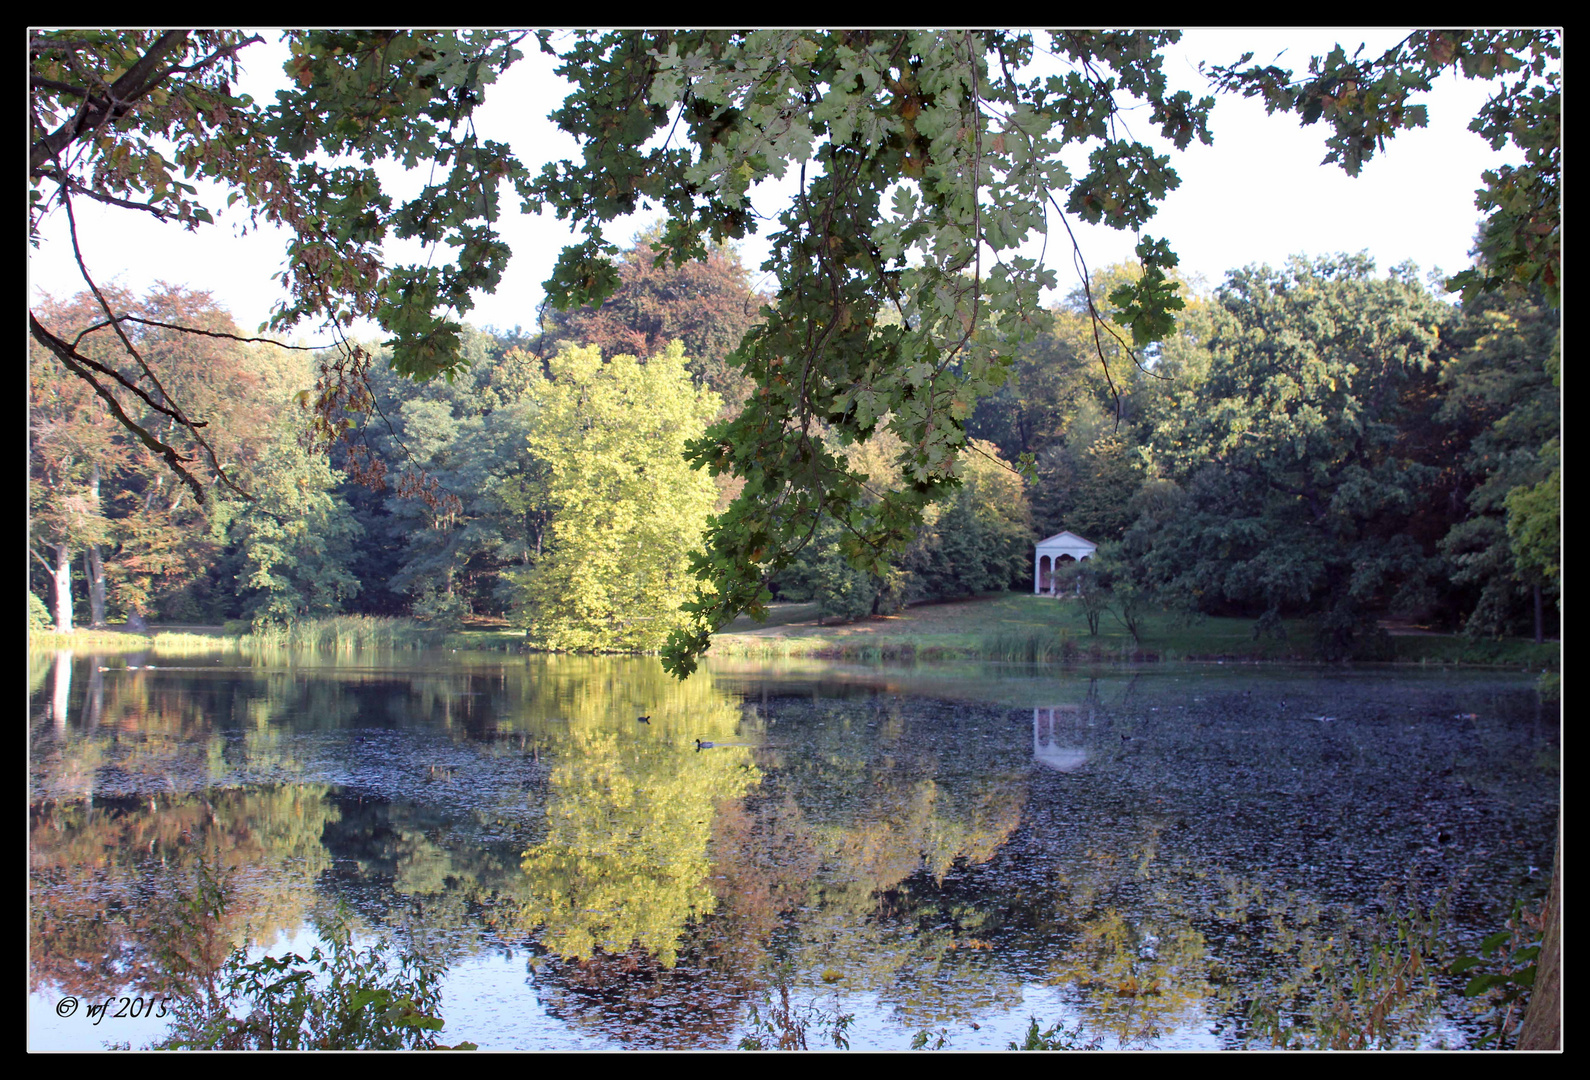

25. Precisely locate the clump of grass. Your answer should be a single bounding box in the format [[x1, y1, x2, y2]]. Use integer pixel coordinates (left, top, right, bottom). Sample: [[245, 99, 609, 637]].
[[982, 629, 1074, 663], [709, 637, 831, 660], [241, 616, 445, 652]]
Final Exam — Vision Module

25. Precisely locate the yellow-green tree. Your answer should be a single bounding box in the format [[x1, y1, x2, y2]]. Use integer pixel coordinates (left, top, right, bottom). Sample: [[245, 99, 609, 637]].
[[513, 342, 721, 652]]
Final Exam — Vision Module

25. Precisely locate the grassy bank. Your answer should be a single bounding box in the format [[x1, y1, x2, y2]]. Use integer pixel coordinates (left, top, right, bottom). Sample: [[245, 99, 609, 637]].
[[709, 594, 1560, 669], [29, 597, 1558, 670], [29, 616, 456, 654]]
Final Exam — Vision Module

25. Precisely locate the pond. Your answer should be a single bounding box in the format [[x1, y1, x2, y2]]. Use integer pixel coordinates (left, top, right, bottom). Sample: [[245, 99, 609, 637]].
[[29, 649, 1558, 1051]]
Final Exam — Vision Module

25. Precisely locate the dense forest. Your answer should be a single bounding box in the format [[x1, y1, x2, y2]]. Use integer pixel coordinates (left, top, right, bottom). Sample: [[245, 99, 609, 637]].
[[29, 235, 1559, 654]]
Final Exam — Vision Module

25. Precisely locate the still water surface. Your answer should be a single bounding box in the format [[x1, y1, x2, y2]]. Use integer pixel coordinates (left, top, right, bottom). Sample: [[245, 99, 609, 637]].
[[29, 649, 1557, 1050]]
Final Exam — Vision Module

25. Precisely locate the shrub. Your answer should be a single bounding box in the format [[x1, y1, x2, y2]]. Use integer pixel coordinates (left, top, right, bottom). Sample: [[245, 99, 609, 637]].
[[150, 860, 469, 1051], [29, 592, 52, 632]]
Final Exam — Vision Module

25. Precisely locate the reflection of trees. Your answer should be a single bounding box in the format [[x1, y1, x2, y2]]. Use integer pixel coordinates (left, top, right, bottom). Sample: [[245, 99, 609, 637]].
[[29, 650, 54, 700], [519, 732, 756, 968], [723, 696, 1030, 1032], [29, 785, 337, 998], [522, 788, 823, 1050], [511, 681, 1034, 1046], [27, 650, 1551, 1050], [1048, 905, 1210, 1045]]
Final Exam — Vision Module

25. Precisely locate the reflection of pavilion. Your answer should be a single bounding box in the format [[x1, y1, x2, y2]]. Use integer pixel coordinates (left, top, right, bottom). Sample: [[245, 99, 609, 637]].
[[1033, 705, 1088, 772]]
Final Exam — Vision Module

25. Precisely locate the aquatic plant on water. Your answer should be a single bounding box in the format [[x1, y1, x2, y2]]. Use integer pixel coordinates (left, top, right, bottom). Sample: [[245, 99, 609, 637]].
[[148, 860, 469, 1051]]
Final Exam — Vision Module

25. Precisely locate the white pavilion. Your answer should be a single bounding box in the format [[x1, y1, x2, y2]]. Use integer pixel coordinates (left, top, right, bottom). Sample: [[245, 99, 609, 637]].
[[1033, 530, 1097, 595]]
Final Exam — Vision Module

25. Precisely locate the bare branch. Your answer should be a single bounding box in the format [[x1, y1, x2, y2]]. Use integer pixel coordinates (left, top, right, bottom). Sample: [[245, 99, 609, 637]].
[[71, 315, 328, 353], [29, 314, 208, 505], [54, 181, 252, 502]]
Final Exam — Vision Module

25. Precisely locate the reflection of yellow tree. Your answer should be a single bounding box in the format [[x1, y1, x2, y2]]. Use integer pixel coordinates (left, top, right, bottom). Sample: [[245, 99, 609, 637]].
[[519, 661, 755, 968], [1048, 907, 1210, 1045], [521, 732, 757, 967], [770, 698, 1027, 1028]]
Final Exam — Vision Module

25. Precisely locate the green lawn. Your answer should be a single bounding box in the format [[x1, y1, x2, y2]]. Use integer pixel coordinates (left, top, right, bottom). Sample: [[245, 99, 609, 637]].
[[29, 595, 1558, 670], [710, 593, 1560, 668]]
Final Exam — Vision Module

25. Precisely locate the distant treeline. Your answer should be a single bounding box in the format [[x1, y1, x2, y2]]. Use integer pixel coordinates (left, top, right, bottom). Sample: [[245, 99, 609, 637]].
[[30, 237, 1558, 654]]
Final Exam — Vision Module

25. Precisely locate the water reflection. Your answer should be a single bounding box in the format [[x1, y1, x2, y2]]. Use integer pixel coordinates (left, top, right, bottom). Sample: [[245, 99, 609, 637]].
[[1033, 705, 1090, 772], [29, 651, 1557, 1050]]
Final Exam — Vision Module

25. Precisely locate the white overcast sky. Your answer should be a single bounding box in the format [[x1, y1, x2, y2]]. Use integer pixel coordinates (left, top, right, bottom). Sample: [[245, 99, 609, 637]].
[[28, 29, 1535, 342]]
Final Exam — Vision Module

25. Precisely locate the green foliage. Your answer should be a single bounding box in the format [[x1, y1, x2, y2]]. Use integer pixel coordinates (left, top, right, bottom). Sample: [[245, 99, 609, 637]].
[[511, 342, 721, 652], [773, 435, 1030, 621], [737, 982, 855, 1051], [1100, 566, 1149, 647], [1505, 453, 1559, 588], [1008, 1015, 1101, 1050], [1108, 235, 1186, 347], [1435, 293, 1558, 637], [1056, 560, 1108, 635], [227, 424, 364, 629], [155, 912, 461, 1050], [30, 31, 254, 236], [140, 856, 467, 1051], [1448, 894, 1548, 1049], [342, 327, 547, 625], [1204, 31, 1560, 305], [29, 592, 52, 633], [1122, 256, 1453, 653], [904, 440, 1035, 601]]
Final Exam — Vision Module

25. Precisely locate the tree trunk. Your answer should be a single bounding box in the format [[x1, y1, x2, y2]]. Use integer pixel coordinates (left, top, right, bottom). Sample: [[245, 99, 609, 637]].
[[51, 542, 74, 633], [86, 461, 106, 627], [1534, 583, 1544, 645], [86, 545, 106, 628], [1517, 828, 1560, 1050]]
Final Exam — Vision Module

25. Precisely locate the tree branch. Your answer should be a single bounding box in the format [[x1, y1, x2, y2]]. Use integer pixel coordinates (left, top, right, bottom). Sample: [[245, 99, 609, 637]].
[[71, 315, 327, 353], [29, 314, 208, 505], [30, 30, 190, 175]]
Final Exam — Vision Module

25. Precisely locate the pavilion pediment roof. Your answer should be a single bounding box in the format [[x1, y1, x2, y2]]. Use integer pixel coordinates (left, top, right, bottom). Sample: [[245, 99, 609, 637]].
[[1035, 530, 1097, 550]]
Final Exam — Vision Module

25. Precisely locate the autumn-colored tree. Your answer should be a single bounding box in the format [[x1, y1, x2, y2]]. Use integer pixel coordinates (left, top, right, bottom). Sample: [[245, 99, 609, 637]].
[[29, 294, 126, 631], [106, 287, 273, 621], [28, 286, 277, 627], [536, 231, 768, 409]]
